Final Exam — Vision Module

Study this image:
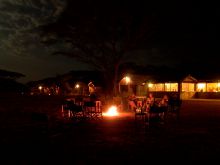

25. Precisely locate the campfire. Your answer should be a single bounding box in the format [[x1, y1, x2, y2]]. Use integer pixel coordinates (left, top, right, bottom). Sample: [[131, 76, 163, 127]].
[[103, 105, 119, 117]]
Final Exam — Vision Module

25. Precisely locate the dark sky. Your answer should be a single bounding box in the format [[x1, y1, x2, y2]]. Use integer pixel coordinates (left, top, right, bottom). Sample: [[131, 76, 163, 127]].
[[0, 0, 219, 83]]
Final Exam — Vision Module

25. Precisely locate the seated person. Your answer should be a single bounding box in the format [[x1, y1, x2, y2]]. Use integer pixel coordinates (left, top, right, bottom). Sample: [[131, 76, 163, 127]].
[[159, 94, 169, 107], [128, 93, 137, 111], [146, 92, 154, 104], [147, 93, 154, 103], [145, 93, 155, 112]]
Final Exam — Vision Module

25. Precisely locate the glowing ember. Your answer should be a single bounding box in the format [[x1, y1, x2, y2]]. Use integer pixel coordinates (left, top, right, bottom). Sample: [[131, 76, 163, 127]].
[[103, 105, 119, 116]]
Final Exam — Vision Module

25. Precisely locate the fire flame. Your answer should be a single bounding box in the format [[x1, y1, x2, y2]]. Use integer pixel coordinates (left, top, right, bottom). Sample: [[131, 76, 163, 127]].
[[103, 105, 119, 117]]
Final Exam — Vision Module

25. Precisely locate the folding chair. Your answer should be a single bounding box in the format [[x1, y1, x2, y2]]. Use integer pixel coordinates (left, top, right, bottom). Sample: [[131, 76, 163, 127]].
[[135, 100, 149, 129], [62, 100, 84, 120], [83, 101, 102, 120]]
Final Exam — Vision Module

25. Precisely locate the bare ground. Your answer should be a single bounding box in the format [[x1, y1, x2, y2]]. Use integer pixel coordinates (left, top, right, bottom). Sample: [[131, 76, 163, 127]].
[[1, 97, 220, 164]]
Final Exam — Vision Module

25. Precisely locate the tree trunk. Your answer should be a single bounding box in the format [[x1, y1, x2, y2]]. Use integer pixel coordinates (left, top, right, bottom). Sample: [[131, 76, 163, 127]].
[[113, 63, 120, 96], [102, 63, 119, 103]]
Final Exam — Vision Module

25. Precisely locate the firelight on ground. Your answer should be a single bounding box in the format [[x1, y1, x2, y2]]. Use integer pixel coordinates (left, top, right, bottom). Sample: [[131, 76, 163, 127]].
[[103, 105, 119, 117]]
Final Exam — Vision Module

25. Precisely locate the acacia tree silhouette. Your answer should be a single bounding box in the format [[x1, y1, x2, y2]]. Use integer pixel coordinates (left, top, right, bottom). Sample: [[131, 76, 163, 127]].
[[41, 0, 153, 98]]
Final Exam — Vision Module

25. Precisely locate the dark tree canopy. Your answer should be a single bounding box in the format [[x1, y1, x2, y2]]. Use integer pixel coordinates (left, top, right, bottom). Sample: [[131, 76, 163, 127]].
[[41, 0, 157, 96]]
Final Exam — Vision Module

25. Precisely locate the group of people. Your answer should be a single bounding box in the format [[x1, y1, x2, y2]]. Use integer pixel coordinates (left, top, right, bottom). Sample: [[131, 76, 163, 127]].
[[128, 93, 169, 112]]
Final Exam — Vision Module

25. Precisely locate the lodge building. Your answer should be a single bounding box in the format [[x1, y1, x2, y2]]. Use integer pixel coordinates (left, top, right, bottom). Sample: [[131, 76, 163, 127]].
[[119, 74, 220, 100]]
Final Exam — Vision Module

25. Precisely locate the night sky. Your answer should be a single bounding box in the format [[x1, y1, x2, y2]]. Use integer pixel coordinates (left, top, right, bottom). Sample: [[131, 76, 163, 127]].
[[0, 0, 219, 83]]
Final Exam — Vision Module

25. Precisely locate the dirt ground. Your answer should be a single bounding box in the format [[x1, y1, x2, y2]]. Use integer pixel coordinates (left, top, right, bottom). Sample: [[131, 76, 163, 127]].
[[1, 97, 220, 164]]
